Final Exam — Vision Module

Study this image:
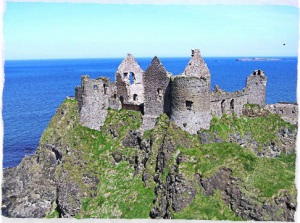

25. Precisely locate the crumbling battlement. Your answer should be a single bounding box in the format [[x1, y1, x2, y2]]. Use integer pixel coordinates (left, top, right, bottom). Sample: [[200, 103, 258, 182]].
[[210, 86, 248, 118], [74, 49, 297, 134]]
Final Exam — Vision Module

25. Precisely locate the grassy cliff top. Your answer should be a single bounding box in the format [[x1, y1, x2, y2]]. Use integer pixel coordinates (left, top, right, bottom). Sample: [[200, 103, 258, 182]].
[[41, 99, 296, 220]]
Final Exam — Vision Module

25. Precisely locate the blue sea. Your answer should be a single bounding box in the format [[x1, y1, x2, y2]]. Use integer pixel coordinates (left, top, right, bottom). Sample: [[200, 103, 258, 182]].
[[2, 57, 298, 168]]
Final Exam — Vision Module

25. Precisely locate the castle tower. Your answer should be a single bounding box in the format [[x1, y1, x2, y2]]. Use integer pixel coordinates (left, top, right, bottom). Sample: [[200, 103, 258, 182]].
[[142, 56, 171, 130], [246, 70, 267, 106], [75, 75, 110, 130], [170, 49, 211, 134], [182, 49, 211, 79], [115, 54, 144, 105]]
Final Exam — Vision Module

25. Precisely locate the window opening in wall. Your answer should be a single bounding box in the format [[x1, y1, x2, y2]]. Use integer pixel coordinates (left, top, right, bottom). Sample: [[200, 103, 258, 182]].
[[130, 72, 135, 85], [221, 99, 225, 113], [120, 96, 124, 104], [103, 84, 107, 95], [113, 94, 117, 99], [93, 85, 98, 90], [123, 73, 128, 78], [157, 88, 163, 101], [186, 101, 193, 110], [230, 99, 234, 111], [133, 94, 138, 101]]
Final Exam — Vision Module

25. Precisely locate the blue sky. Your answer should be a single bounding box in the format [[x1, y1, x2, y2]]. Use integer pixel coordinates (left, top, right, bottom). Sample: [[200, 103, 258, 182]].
[[3, 2, 299, 59]]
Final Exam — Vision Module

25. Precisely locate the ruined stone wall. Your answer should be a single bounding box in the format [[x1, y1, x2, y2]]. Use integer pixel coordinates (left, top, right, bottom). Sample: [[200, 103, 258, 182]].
[[77, 76, 110, 130], [182, 49, 210, 78], [108, 82, 121, 110], [74, 50, 276, 134], [142, 57, 171, 130], [116, 73, 129, 105], [210, 88, 248, 118], [75, 86, 83, 112], [170, 76, 212, 134], [265, 102, 298, 125], [246, 70, 267, 106], [116, 54, 144, 105]]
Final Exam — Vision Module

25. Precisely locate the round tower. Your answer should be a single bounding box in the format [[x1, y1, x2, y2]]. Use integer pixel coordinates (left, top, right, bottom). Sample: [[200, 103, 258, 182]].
[[169, 49, 212, 134], [170, 76, 211, 134]]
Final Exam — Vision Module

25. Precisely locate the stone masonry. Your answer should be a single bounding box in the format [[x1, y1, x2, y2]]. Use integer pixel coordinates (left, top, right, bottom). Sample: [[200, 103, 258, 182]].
[[75, 76, 110, 130], [143, 56, 172, 130], [75, 49, 298, 134], [116, 53, 144, 105]]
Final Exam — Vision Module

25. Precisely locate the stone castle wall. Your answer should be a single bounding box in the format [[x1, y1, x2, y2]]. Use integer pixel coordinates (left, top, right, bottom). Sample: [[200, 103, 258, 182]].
[[170, 76, 212, 133], [210, 88, 248, 118], [116, 54, 144, 105], [246, 70, 267, 106], [182, 49, 210, 78], [116, 73, 128, 105], [75, 76, 110, 130], [74, 49, 296, 135], [142, 57, 171, 130], [108, 82, 120, 110]]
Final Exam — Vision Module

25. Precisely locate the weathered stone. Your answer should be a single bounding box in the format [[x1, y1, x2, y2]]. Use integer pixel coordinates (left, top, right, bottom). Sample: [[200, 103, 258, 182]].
[[122, 130, 142, 148], [265, 102, 298, 125], [116, 53, 145, 105], [2, 145, 58, 217], [198, 167, 296, 221], [74, 49, 296, 135], [112, 151, 123, 163], [143, 57, 171, 130]]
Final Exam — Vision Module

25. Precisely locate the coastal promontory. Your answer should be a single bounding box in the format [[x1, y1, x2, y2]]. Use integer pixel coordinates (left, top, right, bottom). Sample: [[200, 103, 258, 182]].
[[2, 99, 297, 220]]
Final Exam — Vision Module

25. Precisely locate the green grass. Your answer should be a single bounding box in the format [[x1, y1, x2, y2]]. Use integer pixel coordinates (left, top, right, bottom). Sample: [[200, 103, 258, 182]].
[[179, 142, 295, 199], [173, 188, 243, 220], [202, 113, 296, 151], [40, 100, 296, 220]]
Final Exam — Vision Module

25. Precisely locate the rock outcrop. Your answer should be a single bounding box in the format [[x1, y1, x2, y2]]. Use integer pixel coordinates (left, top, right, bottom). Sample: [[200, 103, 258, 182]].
[[2, 99, 297, 220]]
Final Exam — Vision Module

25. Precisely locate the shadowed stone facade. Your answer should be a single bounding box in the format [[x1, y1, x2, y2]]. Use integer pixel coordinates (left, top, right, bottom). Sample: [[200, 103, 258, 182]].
[[143, 57, 171, 130], [75, 49, 297, 134]]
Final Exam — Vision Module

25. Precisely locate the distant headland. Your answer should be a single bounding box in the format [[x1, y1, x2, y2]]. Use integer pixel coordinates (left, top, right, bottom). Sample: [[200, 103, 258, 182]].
[[236, 58, 282, 62]]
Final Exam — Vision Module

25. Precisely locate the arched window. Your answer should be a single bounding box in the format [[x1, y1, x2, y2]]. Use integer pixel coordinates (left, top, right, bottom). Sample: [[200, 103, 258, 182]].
[[157, 88, 163, 101], [221, 99, 225, 113], [133, 94, 138, 101], [103, 84, 107, 95], [130, 72, 135, 85], [93, 85, 98, 90], [230, 99, 234, 111], [120, 96, 124, 104]]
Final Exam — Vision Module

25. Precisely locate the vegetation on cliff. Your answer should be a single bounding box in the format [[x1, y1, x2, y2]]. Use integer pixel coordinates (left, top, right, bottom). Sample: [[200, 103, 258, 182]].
[[2, 99, 297, 220]]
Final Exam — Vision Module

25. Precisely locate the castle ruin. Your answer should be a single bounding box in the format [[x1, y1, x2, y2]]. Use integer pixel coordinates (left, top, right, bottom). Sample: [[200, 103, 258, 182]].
[[75, 49, 298, 134]]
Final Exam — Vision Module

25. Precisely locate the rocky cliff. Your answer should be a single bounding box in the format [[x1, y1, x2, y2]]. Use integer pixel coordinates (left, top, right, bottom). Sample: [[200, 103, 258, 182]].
[[2, 99, 297, 220]]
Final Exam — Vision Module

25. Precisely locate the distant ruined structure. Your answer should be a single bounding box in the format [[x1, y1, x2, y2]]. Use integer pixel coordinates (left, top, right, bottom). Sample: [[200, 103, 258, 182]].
[[75, 49, 298, 134]]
